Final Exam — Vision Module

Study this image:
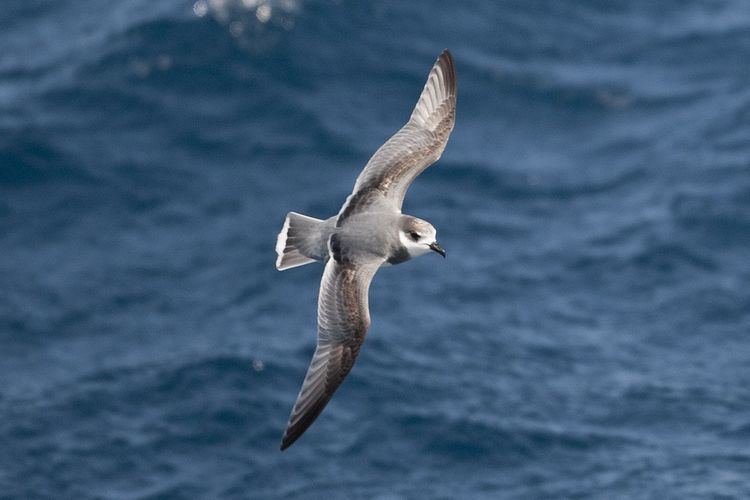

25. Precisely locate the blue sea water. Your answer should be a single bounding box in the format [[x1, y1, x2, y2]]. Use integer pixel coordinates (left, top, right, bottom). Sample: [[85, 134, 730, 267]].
[[2, 0, 750, 498]]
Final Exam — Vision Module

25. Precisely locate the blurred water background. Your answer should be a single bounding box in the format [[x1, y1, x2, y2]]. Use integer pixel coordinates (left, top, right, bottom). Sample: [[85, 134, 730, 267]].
[[2, 0, 750, 498]]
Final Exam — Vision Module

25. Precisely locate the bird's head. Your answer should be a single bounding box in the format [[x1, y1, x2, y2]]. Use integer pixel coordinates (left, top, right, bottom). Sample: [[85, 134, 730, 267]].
[[398, 216, 446, 259]]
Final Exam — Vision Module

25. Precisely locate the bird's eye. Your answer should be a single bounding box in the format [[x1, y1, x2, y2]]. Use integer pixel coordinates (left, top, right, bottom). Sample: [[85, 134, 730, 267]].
[[409, 231, 420, 240]]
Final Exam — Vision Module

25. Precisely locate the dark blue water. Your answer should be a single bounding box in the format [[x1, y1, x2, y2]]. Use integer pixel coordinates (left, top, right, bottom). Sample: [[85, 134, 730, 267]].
[[2, 0, 750, 498]]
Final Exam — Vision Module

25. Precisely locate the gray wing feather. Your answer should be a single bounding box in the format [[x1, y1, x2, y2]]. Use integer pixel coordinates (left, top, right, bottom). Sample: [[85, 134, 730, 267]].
[[280, 256, 383, 450], [337, 50, 457, 224]]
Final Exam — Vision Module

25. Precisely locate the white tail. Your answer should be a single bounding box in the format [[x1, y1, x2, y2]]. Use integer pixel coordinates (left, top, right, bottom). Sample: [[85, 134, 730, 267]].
[[275, 212, 324, 271]]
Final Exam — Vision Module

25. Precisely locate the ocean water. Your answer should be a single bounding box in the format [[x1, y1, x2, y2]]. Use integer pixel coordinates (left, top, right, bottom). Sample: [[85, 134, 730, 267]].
[[2, 0, 750, 498]]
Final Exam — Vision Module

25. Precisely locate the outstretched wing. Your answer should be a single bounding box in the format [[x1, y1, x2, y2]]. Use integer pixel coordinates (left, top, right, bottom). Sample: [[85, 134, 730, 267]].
[[337, 49, 457, 225], [280, 252, 383, 450]]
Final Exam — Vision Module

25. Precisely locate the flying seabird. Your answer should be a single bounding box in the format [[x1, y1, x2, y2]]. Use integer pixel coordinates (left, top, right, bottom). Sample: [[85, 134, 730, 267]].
[[275, 50, 457, 450]]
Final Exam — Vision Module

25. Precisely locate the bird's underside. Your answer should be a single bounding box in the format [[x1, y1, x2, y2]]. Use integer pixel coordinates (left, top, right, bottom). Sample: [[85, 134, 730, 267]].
[[277, 49, 457, 450]]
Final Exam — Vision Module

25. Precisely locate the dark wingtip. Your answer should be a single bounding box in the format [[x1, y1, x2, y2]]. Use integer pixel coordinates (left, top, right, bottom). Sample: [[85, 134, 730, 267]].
[[280, 431, 297, 451], [279, 400, 327, 452], [437, 49, 456, 96], [280, 425, 304, 451], [438, 49, 453, 70]]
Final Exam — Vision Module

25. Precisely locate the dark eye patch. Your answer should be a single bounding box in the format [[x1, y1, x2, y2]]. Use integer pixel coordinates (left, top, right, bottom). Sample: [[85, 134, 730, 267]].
[[409, 231, 420, 240]]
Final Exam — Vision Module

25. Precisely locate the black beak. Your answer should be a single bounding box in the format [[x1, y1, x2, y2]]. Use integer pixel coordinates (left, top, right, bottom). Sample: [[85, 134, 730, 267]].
[[429, 241, 446, 258]]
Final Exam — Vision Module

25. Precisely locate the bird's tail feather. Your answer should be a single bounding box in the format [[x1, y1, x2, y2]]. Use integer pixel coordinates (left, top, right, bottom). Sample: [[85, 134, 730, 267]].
[[275, 212, 323, 270]]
